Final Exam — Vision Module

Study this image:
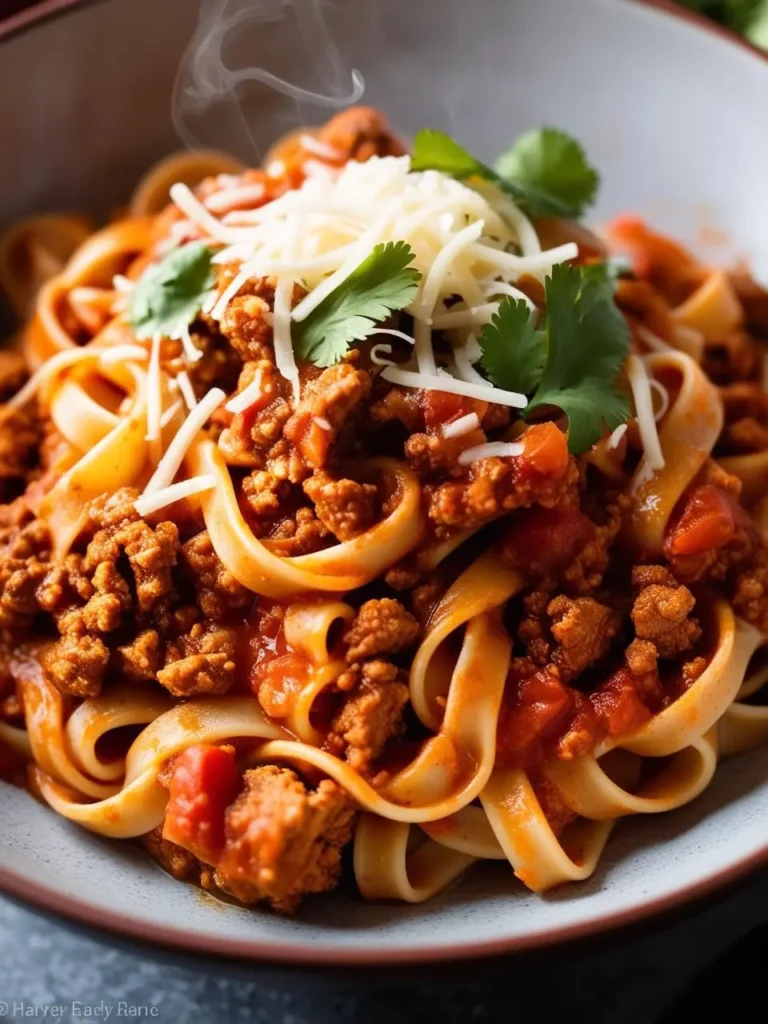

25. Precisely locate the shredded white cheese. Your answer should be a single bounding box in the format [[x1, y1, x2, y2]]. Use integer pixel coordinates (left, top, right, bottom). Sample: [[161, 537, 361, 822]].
[[142, 387, 226, 496], [225, 369, 264, 414], [134, 475, 216, 517], [176, 371, 197, 410], [159, 400, 183, 429], [441, 413, 480, 439], [205, 183, 267, 214], [370, 344, 395, 366], [381, 366, 527, 409], [458, 441, 525, 466], [300, 134, 344, 161], [607, 423, 628, 450], [627, 355, 665, 472], [166, 155, 577, 402], [313, 416, 332, 431]]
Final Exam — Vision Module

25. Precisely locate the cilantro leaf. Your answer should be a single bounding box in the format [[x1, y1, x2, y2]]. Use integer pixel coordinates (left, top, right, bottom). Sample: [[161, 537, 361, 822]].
[[526, 263, 631, 453], [130, 242, 216, 341], [494, 129, 599, 219], [478, 297, 546, 395], [411, 127, 599, 220], [293, 241, 421, 367], [533, 379, 630, 456]]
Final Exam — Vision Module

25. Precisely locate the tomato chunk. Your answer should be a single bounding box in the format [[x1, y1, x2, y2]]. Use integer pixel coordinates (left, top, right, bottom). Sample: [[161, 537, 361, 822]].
[[516, 422, 570, 482], [163, 744, 239, 864], [421, 389, 482, 432], [496, 668, 573, 768], [666, 485, 736, 557], [501, 506, 594, 579]]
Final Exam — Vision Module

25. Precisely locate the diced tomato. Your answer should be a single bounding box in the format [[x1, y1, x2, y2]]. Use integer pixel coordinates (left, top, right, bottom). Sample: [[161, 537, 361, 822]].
[[496, 668, 573, 768], [421, 389, 482, 432], [501, 506, 594, 579], [250, 652, 310, 718], [607, 215, 697, 282], [516, 422, 570, 482], [589, 669, 652, 738], [666, 485, 736, 557], [163, 744, 239, 864]]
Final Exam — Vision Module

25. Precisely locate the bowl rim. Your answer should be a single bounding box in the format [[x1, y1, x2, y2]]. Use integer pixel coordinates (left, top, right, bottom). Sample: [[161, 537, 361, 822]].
[[1, 0, 768, 966]]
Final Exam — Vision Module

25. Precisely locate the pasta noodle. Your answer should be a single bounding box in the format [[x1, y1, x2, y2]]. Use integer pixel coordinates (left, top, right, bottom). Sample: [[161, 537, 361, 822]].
[[1, 106, 768, 916]]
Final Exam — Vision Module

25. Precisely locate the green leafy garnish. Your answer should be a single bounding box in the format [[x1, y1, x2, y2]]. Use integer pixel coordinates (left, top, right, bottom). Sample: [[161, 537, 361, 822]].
[[494, 129, 599, 219], [130, 242, 215, 340], [478, 298, 546, 397], [478, 263, 631, 454], [411, 127, 599, 220], [293, 241, 421, 367]]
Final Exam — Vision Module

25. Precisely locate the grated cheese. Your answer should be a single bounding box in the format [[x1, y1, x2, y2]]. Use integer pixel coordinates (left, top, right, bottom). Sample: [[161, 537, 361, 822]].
[[458, 441, 525, 465], [607, 423, 628, 449], [370, 344, 395, 366], [225, 369, 264, 414], [142, 387, 226, 496], [441, 413, 480, 439], [134, 474, 216, 517], [381, 366, 527, 409], [627, 355, 665, 472], [176, 371, 197, 410], [166, 154, 577, 400], [300, 134, 345, 161], [313, 416, 332, 430], [205, 183, 267, 214], [159, 400, 183, 429]]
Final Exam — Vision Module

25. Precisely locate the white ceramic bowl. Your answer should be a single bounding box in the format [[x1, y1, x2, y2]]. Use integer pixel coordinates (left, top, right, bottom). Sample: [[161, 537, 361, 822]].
[[2, 0, 768, 964]]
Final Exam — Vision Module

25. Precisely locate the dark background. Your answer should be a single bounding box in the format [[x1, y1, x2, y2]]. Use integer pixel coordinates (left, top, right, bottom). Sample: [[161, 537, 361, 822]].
[[2, 870, 768, 1022], [1, 1, 767, 1020]]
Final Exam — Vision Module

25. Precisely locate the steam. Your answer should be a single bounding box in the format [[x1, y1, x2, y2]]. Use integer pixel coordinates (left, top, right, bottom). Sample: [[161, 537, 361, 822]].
[[173, 0, 365, 160]]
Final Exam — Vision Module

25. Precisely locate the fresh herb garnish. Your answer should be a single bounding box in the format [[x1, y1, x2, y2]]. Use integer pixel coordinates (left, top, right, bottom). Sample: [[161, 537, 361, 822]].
[[411, 127, 599, 220], [477, 298, 546, 397], [479, 263, 631, 454], [130, 241, 216, 340], [293, 241, 421, 367]]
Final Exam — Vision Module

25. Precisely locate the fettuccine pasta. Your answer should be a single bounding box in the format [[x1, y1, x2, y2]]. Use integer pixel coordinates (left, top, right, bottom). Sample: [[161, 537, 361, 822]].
[[1, 108, 767, 915]]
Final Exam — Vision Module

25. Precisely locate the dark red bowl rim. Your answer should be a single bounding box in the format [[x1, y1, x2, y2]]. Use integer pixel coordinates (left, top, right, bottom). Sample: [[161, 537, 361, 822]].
[[1, 0, 768, 966]]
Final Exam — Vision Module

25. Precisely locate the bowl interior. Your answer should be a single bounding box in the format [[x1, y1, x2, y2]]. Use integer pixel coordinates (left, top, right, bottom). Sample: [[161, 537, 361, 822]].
[[2, 0, 768, 962]]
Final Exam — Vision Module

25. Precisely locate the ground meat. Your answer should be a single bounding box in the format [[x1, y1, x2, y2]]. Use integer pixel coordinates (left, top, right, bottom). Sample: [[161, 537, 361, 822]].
[[116, 628, 163, 682], [404, 428, 485, 474], [219, 362, 295, 469], [85, 490, 179, 618], [303, 471, 378, 541], [327, 660, 409, 772], [180, 530, 250, 620], [703, 332, 759, 385], [143, 827, 201, 881], [283, 363, 371, 470], [213, 765, 356, 913], [427, 451, 577, 536], [731, 542, 768, 633], [42, 633, 110, 698], [0, 501, 50, 644], [343, 598, 419, 663], [318, 106, 405, 162], [241, 470, 290, 520], [625, 638, 658, 675], [219, 292, 274, 364], [263, 506, 330, 557], [410, 575, 445, 627], [0, 403, 41, 497], [158, 622, 237, 696], [547, 595, 620, 678], [630, 566, 701, 658]]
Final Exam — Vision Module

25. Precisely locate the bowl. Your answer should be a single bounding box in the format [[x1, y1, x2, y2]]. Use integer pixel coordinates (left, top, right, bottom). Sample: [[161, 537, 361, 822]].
[[2, 0, 768, 965]]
